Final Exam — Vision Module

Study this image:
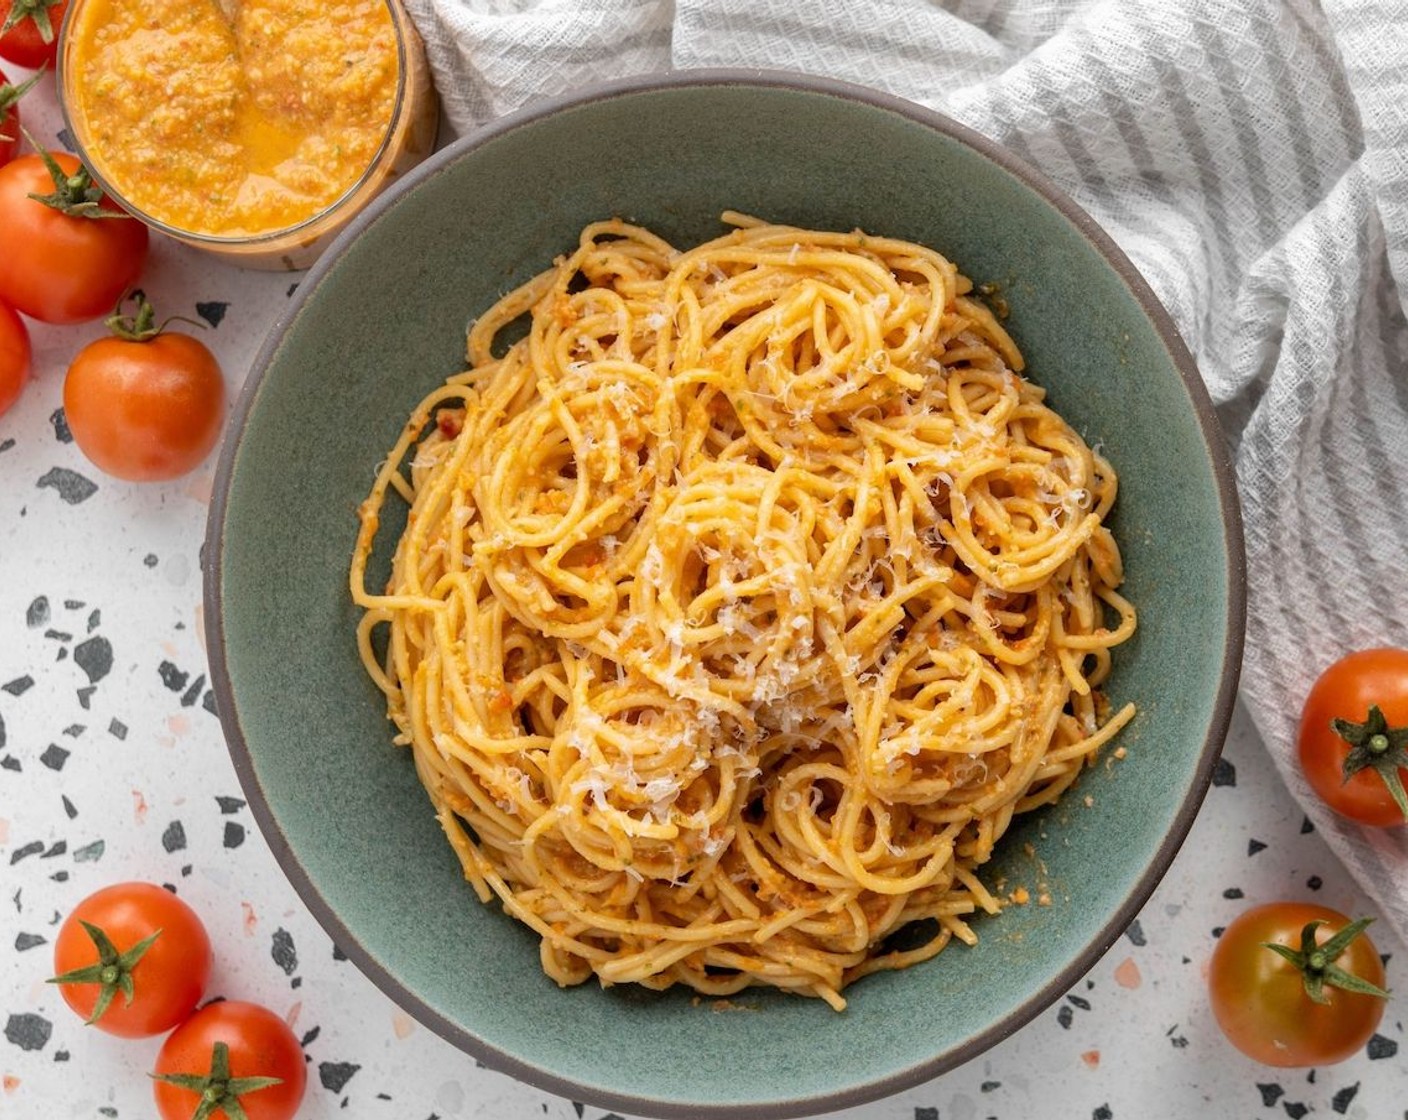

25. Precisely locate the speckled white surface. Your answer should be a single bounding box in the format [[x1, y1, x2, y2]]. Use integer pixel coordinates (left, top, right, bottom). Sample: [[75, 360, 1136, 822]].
[[1, 71, 1405, 1120]]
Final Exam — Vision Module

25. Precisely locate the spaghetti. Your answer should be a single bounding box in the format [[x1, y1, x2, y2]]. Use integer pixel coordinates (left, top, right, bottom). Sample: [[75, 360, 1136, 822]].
[[351, 216, 1137, 1010]]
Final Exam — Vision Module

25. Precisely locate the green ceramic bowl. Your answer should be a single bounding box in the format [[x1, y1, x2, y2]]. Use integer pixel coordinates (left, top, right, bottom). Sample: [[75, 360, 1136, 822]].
[[206, 71, 1244, 1119]]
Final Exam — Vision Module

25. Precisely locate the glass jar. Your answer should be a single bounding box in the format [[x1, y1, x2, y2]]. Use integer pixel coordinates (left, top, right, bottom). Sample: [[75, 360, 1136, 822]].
[[58, 0, 439, 270]]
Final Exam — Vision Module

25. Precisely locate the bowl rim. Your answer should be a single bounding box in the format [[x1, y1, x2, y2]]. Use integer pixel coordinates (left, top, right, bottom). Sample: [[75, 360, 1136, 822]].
[[204, 66, 1247, 1120]]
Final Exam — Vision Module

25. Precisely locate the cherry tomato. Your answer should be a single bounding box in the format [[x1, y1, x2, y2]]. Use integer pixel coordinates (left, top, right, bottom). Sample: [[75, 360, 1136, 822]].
[[1208, 902, 1388, 1067], [153, 1001, 307, 1120], [64, 292, 226, 481], [49, 881, 212, 1038], [1298, 648, 1408, 827], [0, 67, 41, 167], [0, 149, 148, 324], [0, 0, 68, 69], [0, 297, 28, 416]]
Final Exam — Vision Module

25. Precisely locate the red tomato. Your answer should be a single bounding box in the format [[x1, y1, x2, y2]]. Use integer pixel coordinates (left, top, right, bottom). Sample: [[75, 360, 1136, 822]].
[[63, 296, 226, 481], [0, 150, 148, 324], [0, 297, 27, 416], [1298, 648, 1408, 827], [0, 67, 41, 167], [0, 0, 68, 69], [49, 882, 212, 1038], [153, 1001, 307, 1120], [1208, 902, 1388, 1067]]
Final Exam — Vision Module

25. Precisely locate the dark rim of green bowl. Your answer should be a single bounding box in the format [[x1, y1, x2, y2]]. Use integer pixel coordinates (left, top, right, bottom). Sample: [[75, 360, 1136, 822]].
[[204, 67, 1247, 1120]]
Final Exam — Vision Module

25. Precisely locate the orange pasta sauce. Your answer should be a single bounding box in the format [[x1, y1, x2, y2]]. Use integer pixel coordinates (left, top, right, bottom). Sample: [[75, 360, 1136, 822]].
[[66, 0, 401, 238]]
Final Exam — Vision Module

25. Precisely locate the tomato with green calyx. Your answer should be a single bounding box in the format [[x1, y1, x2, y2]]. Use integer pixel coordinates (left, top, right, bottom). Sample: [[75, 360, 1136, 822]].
[[153, 1001, 306, 1120], [0, 67, 41, 166], [1298, 648, 1408, 827], [0, 141, 148, 324], [1208, 902, 1389, 1067], [0, 0, 67, 69], [49, 881, 212, 1037], [64, 290, 226, 481]]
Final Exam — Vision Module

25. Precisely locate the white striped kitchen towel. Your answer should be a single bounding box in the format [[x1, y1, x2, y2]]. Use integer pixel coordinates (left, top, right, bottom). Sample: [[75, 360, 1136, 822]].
[[403, 0, 1408, 944]]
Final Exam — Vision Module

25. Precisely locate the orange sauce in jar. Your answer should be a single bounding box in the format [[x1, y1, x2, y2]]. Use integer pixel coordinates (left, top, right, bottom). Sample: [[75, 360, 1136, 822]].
[[67, 0, 402, 238]]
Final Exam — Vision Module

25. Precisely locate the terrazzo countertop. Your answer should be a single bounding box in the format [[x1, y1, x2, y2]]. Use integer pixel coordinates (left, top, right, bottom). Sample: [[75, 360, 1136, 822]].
[[2, 73, 1406, 1120]]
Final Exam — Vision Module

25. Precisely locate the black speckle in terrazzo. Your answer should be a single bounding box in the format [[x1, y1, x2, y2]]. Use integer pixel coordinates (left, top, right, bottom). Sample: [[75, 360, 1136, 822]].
[[144, 553, 158, 568], [44, 628, 73, 643], [332, 943, 348, 961], [1067, 994, 1091, 1011], [0, 712, 6, 750], [62, 599, 83, 610], [3, 675, 34, 696], [1212, 925, 1226, 938], [98, 1108, 117, 1119], [36, 466, 98, 505], [1300, 815, 1315, 834], [108, 719, 128, 741], [216, 795, 246, 814], [286, 282, 299, 298], [180, 864, 192, 877], [86, 609, 100, 633], [981, 1080, 1001, 1092], [14, 932, 46, 951], [202, 689, 218, 715], [1057, 1004, 1074, 1029], [1125, 918, 1146, 946], [42, 840, 66, 859], [50, 870, 68, 882], [76, 686, 95, 709], [300, 1025, 321, 1048], [158, 661, 190, 692], [1247, 838, 1267, 855], [1283, 1102, 1309, 1119], [73, 636, 113, 684], [223, 821, 245, 849], [195, 301, 230, 328], [571, 1105, 585, 1118], [1307, 875, 1322, 890], [10, 840, 44, 865], [1366, 1033, 1397, 1059], [1222, 887, 1244, 899], [73, 838, 103, 862], [181, 674, 207, 707], [4, 1012, 52, 1051], [161, 820, 187, 853], [26, 596, 50, 628], [1211, 757, 1236, 787], [914, 1109, 938, 1120], [61, 796, 77, 819], [0, 438, 14, 453], [1165, 1024, 1188, 1049], [1, 754, 21, 772], [272, 927, 298, 975], [1093, 1106, 1112, 1120], [49, 408, 72, 444], [1332, 1083, 1360, 1113], [62, 724, 83, 738], [319, 1061, 360, 1093], [52, 1049, 68, 1062]]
